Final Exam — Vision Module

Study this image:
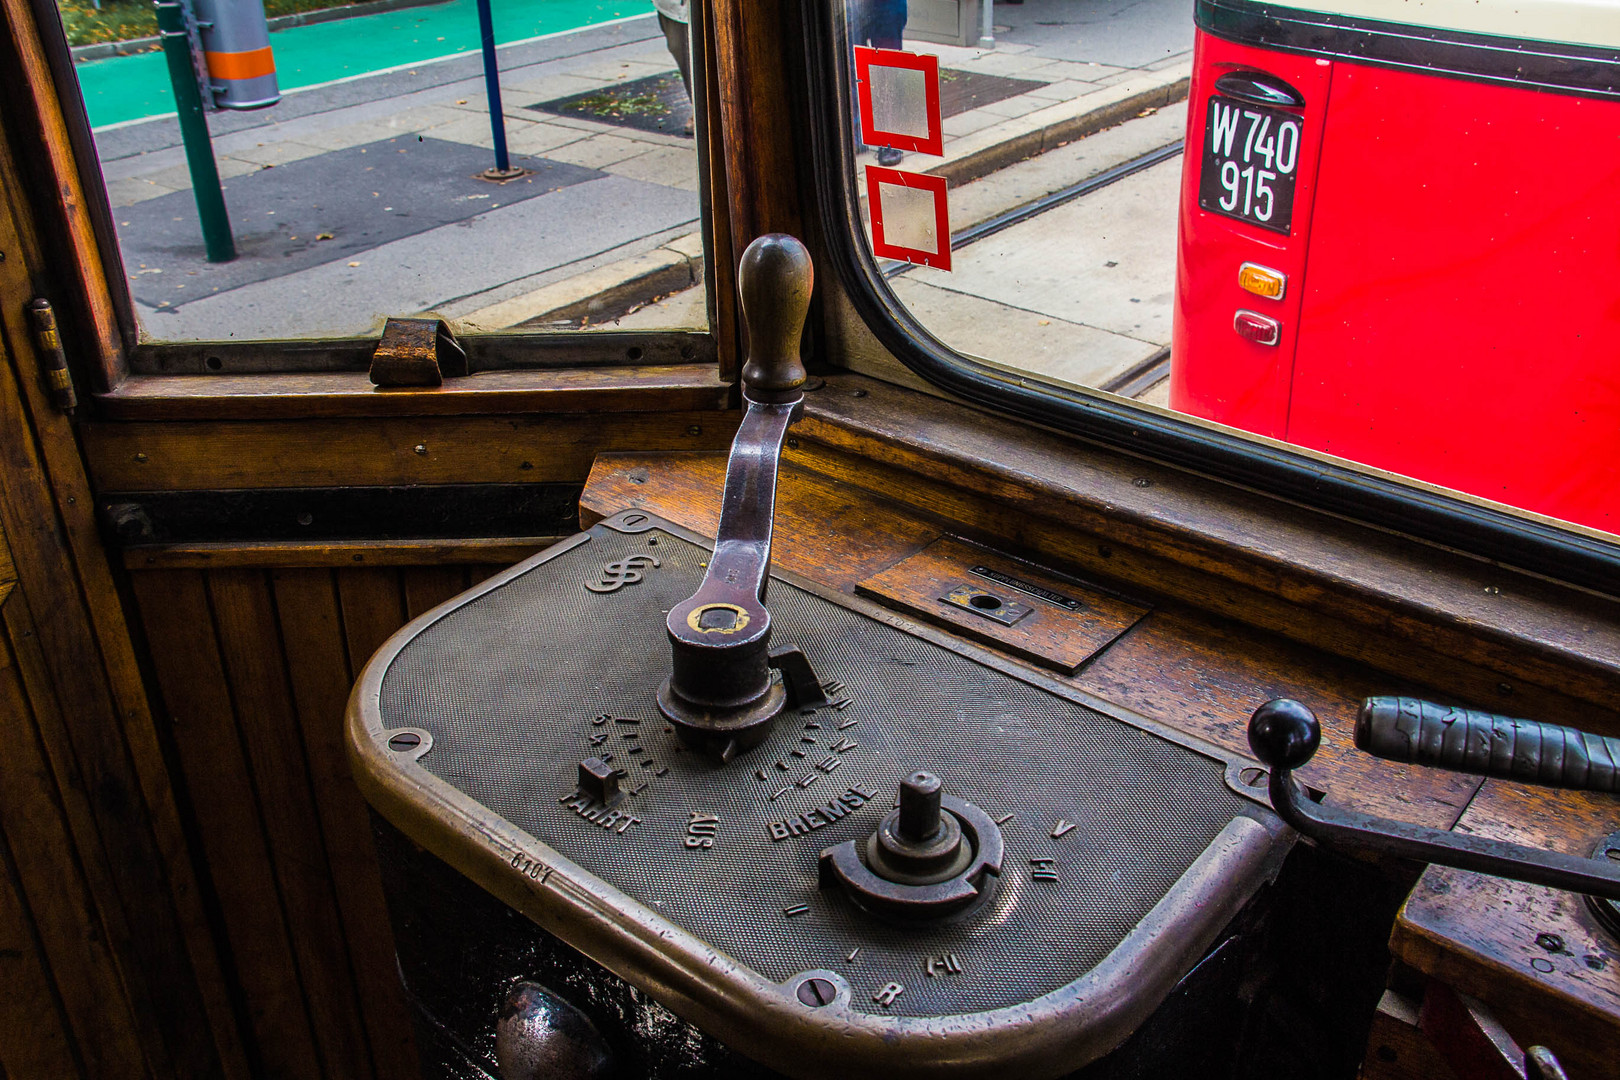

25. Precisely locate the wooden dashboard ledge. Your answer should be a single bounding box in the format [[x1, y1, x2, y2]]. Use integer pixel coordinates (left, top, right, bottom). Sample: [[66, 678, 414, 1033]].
[[94, 364, 731, 420], [1393, 781, 1620, 1078], [788, 374, 1620, 732]]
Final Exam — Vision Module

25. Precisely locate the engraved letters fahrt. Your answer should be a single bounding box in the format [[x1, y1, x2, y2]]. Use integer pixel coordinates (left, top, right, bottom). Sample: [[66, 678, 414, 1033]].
[[585, 555, 661, 594]]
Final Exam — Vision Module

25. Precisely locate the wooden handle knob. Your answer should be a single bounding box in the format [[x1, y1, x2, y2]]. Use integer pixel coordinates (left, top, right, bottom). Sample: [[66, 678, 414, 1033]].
[[738, 234, 813, 403]]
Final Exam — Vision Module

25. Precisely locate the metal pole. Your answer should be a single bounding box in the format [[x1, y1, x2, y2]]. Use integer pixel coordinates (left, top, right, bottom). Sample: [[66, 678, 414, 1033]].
[[474, 0, 514, 175], [155, 0, 235, 262], [981, 0, 994, 49]]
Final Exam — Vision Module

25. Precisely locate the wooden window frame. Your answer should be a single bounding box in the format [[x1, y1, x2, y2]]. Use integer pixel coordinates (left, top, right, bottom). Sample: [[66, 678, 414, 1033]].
[[3, 0, 748, 419]]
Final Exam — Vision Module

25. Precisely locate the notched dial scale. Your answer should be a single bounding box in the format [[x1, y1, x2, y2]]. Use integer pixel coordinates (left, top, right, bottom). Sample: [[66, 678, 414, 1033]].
[[347, 237, 1291, 1079]]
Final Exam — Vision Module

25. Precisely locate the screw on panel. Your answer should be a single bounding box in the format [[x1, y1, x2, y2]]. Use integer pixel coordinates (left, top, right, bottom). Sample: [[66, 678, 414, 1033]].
[[796, 978, 836, 1007]]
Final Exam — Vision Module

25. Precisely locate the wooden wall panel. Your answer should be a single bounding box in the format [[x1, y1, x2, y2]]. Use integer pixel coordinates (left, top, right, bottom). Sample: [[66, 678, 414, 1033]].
[[0, 830, 80, 1079], [209, 569, 373, 1080], [274, 569, 420, 1079], [0, 622, 148, 1080], [127, 561, 489, 1080], [403, 566, 471, 621], [131, 570, 324, 1080], [1, 109, 245, 1079]]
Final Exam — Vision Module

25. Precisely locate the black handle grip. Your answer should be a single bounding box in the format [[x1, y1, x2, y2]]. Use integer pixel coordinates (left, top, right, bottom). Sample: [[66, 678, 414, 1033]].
[[1357, 697, 1620, 794], [1248, 699, 1620, 902]]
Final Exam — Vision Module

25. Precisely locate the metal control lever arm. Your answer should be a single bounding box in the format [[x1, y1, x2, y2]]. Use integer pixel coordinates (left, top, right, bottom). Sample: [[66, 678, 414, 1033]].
[[657, 234, 819, 760], [1247, 697, 1620, 901]]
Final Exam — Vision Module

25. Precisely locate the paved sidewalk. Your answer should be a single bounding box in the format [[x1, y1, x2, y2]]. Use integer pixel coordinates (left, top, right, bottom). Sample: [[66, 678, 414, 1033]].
[[98, 17, 705, 339], [891, 103, 1186, 396], [84, 2, 1192, 349]]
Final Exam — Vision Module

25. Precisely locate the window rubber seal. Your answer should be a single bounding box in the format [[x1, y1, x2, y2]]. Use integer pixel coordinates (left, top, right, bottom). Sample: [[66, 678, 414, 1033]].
[[800, 1, 1620, 597]]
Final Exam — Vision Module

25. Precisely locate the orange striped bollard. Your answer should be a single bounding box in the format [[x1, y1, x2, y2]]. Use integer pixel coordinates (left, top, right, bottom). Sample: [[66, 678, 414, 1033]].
[[192, 0, 280, 110]]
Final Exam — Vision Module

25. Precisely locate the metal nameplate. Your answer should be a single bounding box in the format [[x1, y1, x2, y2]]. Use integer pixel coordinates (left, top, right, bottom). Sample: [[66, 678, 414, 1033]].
[[941, 582, 1035, 626], [970, 564, 1084, 610]]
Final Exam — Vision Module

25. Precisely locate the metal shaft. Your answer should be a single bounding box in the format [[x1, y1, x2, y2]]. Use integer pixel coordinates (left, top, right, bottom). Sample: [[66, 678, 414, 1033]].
[[154, 0, 235, 263], [475, 0, 511, 173], [898, 772, 943, 842]]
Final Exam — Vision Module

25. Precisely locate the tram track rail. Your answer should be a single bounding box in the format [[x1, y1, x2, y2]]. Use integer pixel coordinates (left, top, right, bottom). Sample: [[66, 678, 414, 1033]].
[[879, 140, 1185, 397], [882, 140, 1185, 283]]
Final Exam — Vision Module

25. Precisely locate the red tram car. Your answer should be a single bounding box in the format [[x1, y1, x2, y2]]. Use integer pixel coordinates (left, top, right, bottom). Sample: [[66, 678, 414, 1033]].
[[1172, 0, 1620, 534]]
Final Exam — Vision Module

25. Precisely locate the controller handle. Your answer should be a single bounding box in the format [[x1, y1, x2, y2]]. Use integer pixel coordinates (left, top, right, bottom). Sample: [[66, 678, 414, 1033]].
[[1247, 698, 1620, 901], [657, 235, 817, 760]]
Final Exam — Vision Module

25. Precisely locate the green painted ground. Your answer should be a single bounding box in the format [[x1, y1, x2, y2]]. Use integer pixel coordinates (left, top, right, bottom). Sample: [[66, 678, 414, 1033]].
[[75, 0, 645, 129]]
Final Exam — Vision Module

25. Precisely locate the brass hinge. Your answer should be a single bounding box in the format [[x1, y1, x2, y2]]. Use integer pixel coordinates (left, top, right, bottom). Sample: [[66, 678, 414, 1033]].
[[25, 299, 78, 414]]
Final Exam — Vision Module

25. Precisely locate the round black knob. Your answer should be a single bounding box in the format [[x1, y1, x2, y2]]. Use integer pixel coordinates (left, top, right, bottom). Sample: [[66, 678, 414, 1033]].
[[898, 771, 943, 842], [1247, 699, 1321, 771], [496, 981, 612, 1080], [738, 234, 813, 404]]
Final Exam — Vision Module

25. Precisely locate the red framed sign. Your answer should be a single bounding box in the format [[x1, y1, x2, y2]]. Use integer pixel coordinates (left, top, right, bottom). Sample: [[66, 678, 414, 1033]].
[[866, 166, 951, 270], [854, 46, 944, 156]]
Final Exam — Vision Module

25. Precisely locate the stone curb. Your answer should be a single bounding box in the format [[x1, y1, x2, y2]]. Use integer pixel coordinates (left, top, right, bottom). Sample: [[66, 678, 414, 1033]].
[[458, 233, 705, 331], [466, 69, 1192, 331], [70, 0, 450, 62]]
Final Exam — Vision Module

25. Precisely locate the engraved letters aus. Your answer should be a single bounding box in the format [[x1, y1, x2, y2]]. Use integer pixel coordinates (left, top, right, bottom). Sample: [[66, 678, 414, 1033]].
[[685, 811, 719, 848]]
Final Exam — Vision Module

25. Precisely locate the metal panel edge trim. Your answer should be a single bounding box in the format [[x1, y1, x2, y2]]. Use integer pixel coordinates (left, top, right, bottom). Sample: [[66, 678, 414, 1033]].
[[345, 509, 1292, 1079]]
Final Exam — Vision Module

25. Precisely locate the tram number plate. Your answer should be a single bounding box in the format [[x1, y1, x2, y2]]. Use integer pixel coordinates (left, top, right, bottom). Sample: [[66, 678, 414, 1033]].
[[1198, 96, 1302, 235]]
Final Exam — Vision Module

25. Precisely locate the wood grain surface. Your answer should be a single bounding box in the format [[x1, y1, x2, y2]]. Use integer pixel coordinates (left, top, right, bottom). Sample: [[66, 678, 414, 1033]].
[[855, 537, 1151, 673], [1393, 781, 1620, 1078], [123, 536, 562, 569], [131, 569, 324, 1079], [275, 569, 421, 1079], [96, 365, 730, 420], [583, 452, 939, 591], [0, 130, 244, 1078], [84, 413, 738, 492], [210, 569, 374, 1080], [124, 563, 506, 1080], [0, 608, 149, 1080], [795, 376, 1620, 726]]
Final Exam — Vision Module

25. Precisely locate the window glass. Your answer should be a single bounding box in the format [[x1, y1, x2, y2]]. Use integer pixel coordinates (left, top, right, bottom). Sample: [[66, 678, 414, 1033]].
[[840, 0, 1620, 540], [62, 0, 706, 341]]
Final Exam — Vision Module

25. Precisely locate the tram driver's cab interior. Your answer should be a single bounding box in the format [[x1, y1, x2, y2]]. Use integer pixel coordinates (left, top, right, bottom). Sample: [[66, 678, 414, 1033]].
[[0, 2, 1616, 1080]]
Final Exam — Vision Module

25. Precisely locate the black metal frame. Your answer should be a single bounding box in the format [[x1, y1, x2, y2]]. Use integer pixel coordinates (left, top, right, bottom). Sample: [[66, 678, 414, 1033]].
[[21, 0, 721, 376], [801, 2, 1620, 598]]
